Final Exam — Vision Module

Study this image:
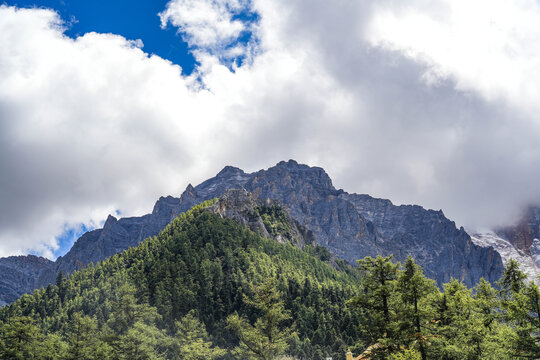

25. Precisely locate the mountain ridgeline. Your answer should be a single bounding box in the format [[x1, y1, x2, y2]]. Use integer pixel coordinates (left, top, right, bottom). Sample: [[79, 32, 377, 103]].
[[1, 191, 538, 360], [0, 160, 503, 305]]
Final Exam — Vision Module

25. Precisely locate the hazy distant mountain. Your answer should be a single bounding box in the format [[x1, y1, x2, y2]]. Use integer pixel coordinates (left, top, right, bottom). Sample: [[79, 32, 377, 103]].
[[0, 160, 504, 304]]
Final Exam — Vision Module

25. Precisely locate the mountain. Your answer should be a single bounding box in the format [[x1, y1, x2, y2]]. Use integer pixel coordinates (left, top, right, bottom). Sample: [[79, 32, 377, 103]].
[[0, 190, 535, 360], [470, 206, 540, 281], [0, 160, 504, 304], [0, 192, 363, 359]]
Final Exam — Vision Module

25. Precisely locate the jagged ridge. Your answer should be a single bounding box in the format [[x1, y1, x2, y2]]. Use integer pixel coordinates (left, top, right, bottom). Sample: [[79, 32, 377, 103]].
[[0, 160, 504, 304]]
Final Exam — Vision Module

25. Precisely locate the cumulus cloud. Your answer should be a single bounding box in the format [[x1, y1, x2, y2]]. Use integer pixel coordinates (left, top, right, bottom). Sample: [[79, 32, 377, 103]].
[[159, 0, 255, 56], [0, 6, 221, 257], [2, 0, 540, 257], [365, 0, 540, 116]]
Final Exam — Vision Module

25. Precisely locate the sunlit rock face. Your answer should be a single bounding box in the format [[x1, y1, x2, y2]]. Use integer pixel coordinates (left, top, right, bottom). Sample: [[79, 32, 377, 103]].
[[0, 160, 504, 304]]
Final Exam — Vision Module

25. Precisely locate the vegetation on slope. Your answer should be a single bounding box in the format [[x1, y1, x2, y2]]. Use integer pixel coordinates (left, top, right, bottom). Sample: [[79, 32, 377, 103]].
[[0, 200, 363, 359], [0, 200, 539, 359]]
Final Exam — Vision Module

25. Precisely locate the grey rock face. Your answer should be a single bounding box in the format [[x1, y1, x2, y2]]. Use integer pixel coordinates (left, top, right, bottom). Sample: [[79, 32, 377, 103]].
[[470, 232, 539, 282], [243, 161, 379, 262], [205, 189, 270, 239], [204, 188, 315, 248], [342, 193, 503, 285], [0, 255, 55, 306], [0, 160, 504, 304]]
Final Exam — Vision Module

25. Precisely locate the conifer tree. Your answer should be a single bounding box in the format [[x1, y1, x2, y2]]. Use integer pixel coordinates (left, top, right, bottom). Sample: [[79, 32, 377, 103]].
[[499, 259, 527, 300], [349, 255, 400, 356], [115, 321, 168, 360], [171, 310, 226, 360], [498, 260, 540, 358], [65, 313, 112, 360], [227, 279, 294, 360], [396, 256, 437, 360], [473, 278, 498, 330], [40, 333, 68, 360], [0, 316, 40, 359], [107, 283, 160, 335]]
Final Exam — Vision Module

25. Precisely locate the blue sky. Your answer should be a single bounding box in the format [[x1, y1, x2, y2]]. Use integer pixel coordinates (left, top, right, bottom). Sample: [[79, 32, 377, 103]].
[[28, 223, 92, 258], [2, 0, 540, 259], [4, 0, 197, 73]]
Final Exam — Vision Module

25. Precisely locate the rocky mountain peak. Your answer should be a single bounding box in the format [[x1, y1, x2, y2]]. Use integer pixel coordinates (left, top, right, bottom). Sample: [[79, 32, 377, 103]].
[[151, 195, 181, 218], [0, 160, 506, 305], [276, 159, 300, 168], [103, 214, 118, 227], [216, 165, 245, 177], [250, 160, 336, 198]]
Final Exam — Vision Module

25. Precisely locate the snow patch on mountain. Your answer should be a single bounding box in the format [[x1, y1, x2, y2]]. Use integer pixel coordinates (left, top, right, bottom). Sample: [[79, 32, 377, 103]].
[[470, 232, 539, 282]]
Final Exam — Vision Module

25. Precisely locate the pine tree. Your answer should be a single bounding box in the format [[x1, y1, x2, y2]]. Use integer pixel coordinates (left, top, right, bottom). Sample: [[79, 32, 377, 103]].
[[227, 279, 294, 360], [39, 333, 68, 360], [0, 316, 41, 359], [65, 313, 112, 360], [106, 283, 160, 335], [473, 278, 498, 330], [498, 260, 540, 358], [349, 255, 400, 356], [396, 256, 437, 360], [115, 321, 168, 360], [499, 259, 527, 299], [171, 310, 226, 360]]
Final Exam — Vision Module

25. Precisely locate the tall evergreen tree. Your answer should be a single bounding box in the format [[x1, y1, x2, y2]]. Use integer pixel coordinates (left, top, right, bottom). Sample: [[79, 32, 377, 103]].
[[65, 313, 112, 360], [227, 279, 294, 360], [115, 321, 168, 360], [171, 310, 226, 360], [396, 256, 437, 360], [39, 333, 68, 360], [349, 255, 400, 356], [498, 260, 540, 359], [0, 316, 40, 359]]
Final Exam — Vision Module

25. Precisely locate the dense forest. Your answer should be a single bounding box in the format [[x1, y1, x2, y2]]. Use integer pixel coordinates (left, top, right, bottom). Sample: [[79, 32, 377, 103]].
[[0, 200, 539, 359]]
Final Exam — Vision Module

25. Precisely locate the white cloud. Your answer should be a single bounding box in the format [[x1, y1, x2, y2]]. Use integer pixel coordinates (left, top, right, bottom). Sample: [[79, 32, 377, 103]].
[[159, 0, 254, 53], [366, 0, 540, 116], [0, 6, 221, 256], [3, 0, 540, 257]]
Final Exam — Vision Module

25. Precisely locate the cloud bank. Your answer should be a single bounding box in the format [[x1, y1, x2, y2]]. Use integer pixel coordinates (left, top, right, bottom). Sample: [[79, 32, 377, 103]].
[[2, 0, 540, 257]]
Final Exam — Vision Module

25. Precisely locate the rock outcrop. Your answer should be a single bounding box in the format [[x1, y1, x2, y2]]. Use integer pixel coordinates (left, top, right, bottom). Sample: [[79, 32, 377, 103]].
[[204, 188, 315, 249], [0, 160, 505, 304]]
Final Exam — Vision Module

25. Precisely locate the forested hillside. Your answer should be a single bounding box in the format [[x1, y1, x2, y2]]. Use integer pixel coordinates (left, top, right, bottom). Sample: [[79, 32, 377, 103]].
[[0, 200, 539, 359], [0, 201, 363, 359]]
